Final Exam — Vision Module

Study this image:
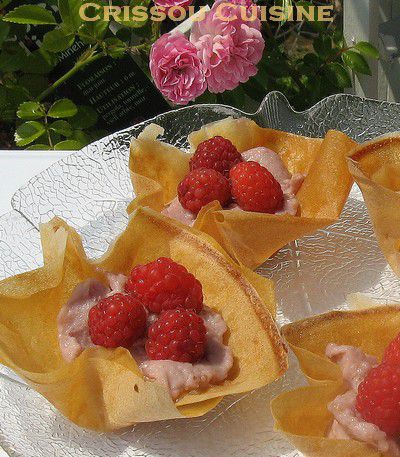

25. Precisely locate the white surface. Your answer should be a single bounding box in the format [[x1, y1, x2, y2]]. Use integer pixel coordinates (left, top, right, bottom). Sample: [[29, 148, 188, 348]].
[[0, 151, 69, 215], [344, 0, 400, 102]]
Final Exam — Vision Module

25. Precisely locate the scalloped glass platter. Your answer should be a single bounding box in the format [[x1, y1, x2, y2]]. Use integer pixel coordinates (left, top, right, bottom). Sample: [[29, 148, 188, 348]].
[[1, 92, 400, 457]]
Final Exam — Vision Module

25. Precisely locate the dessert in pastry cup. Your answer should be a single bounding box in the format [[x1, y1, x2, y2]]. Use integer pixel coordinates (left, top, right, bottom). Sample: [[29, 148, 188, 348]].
[[0, 206, 287, 431], [128, 117, 356, 269], [348, 134, 400, 276], [271, 305, 400, 457]]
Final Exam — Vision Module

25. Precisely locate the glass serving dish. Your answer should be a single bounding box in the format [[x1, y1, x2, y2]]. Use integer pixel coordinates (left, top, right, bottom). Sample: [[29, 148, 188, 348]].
[[1, 91, 400, 457]]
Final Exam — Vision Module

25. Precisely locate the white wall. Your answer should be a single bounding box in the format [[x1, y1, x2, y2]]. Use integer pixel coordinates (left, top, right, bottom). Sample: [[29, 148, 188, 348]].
[[344, 0, 399, 102]]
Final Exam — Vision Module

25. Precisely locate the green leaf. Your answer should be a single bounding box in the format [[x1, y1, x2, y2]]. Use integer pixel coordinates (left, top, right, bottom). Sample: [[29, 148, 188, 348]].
[[342, 50, 372, 75], [23, 50, 55, 74], [103, 37, 127, 58], [15, 121, 46, 147], [58, 0, 83, 32], [114, 0, 149, 28], [354, 41, 380, 59], [78, 2, 109, 43], [17, 101, 45, 120], [50, 120, 73, 137], [42, 28, 75, 52], [26, 144, 52, 150], [69, 105, 98, 129], [78, 19, 108, 44], [37, 48, 59, 67], [3, 5, 57, 25], [0, 43, 27, 72], [325, 62, 352, 88], [18, 74, 49, 98], [313, 34, 332, 59], [71, 129, 91, 145], [54, 140, 82, 150], [48, 99, 78, 118], [0, 21, 10, 47], [332, 28, 345, 47]]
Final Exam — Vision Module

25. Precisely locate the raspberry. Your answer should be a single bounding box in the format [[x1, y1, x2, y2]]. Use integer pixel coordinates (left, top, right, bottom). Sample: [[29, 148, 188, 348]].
[[356, 362, 400, 436], [146, 308, 207, 363], [178, 168, 231, 215], [88, 293, 146, 348], [125, 257, 203, 314], [190, 136, 243, 177], [229, 161, 284, 213], [383, 332, 400, 365]]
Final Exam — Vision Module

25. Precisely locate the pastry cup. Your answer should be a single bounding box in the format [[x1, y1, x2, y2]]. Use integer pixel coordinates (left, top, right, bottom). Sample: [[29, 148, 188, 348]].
[[348, 134, 400, 276], [0, 206, 287, 431], [128, 118, 356, 269], [271, 305, 400, 457]]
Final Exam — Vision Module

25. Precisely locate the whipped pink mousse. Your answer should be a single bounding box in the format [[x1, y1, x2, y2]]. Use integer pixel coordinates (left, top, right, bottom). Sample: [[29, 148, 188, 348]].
[[58, 274, 127, 363], [58, 276, 233, 400], [326, 343, 400, 455], [161, 146, 304, 225], [134, 309, 232, 400]]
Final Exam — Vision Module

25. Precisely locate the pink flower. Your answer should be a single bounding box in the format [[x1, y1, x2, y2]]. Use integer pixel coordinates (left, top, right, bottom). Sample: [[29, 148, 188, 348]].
[[154, 0, 192, 13], [150, 32, 207, 105], [190, 0, 265, 93]]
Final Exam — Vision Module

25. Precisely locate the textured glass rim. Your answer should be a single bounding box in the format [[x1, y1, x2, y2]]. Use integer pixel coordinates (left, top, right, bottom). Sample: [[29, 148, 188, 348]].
[[11, 90, 400, 229]]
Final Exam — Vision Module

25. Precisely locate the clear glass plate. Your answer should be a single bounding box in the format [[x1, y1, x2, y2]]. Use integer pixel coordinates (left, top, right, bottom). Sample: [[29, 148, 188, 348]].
[[2, 92, 400, 456]]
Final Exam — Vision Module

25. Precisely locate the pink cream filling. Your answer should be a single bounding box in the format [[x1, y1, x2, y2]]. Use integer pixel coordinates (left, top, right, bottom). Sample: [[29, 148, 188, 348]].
[[326, 343, 400, 455], [58, 275, 233, 400], [161, 146, 305, 225]]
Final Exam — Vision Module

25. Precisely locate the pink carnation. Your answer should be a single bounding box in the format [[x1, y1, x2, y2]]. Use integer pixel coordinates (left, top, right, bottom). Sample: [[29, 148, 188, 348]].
[[150, 32, 207, 105], [190, 0, 265, 93], [154, 0, 192, 13]]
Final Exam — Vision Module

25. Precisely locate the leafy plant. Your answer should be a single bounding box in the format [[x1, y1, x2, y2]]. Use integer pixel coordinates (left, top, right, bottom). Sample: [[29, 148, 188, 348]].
[[0, 0, 379, 150], [14, 98, 101, 149], [234, 0, 380, 111], [0, 0, 149, 149]]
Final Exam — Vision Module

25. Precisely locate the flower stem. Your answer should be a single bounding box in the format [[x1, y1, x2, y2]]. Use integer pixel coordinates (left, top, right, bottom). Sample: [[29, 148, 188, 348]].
[[44, 114, 53, 149], [151, 22, 161, 42], [36, 52, 104, 102]]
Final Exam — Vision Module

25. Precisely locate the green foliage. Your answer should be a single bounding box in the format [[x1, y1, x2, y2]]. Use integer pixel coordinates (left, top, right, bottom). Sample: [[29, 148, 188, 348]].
[[15, 121, 46, 146], [48, 99, 78, 118], [342, 50, 371, 75], [235, 1, 380, 111], [355, 41, 380, 59], [0, 0, 380, 149], [3, 5, 57, 25], [42, 28, 75, 52], [58, 0, 83, 32], [13, 99, 101, 149], [0, 0, 139, 149], [17, 101, 45, 119]]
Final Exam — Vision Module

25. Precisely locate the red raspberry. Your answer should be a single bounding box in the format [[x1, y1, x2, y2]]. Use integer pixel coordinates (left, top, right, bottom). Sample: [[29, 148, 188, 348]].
[[146, 308, 207, 363], [356, 362, 400, 436], [88, 293, 146, 348], [229, 161, 284, 213], [190, 136, 243, 177], [178, 168, 231, 215], [125, 257, 203, 314], [383, 332, 400, 365]]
